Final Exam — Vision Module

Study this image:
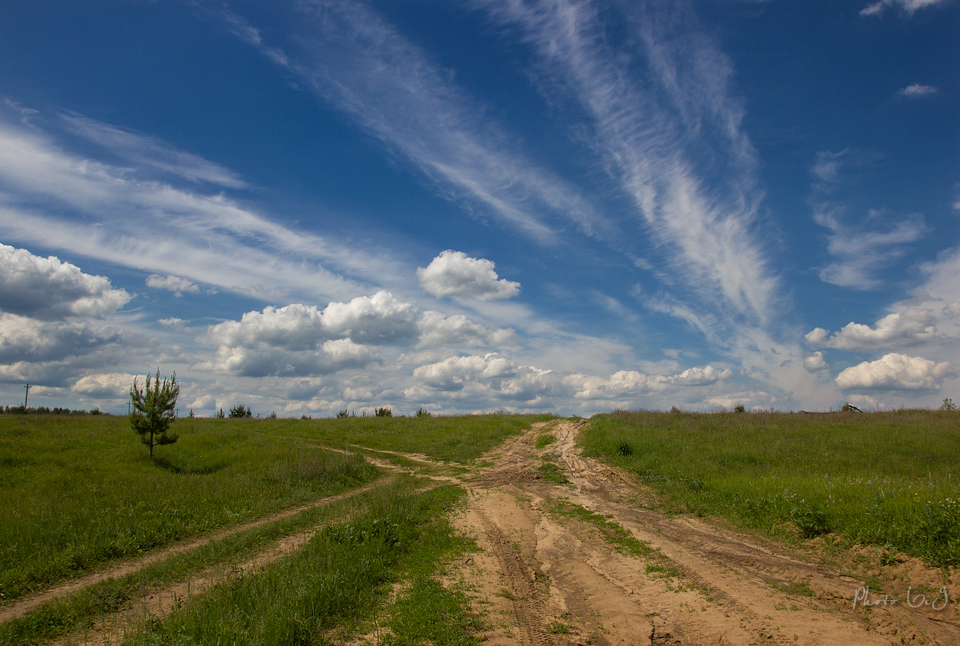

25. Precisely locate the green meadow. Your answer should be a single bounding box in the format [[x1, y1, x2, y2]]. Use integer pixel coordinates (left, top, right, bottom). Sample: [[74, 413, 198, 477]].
[[3, 409, 959, 645], [582, 409, 960, 567], [0, 412, 548, 603]]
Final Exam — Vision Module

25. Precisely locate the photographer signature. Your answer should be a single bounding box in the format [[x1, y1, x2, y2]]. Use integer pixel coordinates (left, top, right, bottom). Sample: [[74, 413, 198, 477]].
[[852, 586, 949, 610]]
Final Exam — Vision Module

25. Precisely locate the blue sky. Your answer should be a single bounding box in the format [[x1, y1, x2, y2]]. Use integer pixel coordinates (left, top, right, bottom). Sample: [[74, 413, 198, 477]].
[[0, 0, 957, 416]]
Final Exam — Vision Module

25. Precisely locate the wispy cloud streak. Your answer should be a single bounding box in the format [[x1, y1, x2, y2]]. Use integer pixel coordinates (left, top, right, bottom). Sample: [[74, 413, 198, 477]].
[[207, 0, 613, 245], [0, 116, 408, 302], [475, 0, 778, 328]]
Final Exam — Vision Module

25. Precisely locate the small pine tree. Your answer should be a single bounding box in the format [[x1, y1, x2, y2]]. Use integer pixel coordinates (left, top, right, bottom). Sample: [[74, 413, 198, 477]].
[[229, 404, 252, 418], [129, 370, 180, 460], [941, 398, 957, 412]]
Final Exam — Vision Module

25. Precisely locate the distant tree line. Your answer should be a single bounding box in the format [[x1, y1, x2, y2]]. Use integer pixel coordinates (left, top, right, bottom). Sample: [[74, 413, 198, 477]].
[[1, 405, 104, 415]]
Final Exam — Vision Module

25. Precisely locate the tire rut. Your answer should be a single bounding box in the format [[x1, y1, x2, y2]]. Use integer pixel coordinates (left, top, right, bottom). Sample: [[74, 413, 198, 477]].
[[448, 419, 960, 645]]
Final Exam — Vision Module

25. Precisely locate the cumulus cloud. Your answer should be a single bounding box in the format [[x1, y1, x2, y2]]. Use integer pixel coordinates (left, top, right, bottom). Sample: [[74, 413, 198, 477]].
[[803, 351, 829, 372], [413, 353, 518, 392], [0, 244, 131, 319], [207, 291, 418, 351], [320, 291, 419, 344], [204, 337, 378, 378], [203, 291, 421, 377], [805, 308, 937, 351], [416, 311, 515, 348], [410, 352, 734, 409], [71, 372, 138, 398], [0, 313, 123, 364], [671, 365, 733, 386], [861, 0, 946, 16], [836, 353, 956, 391], [146, 274, 200, 297], [899, 84, 938, 97], [417, 251, 520, 301]]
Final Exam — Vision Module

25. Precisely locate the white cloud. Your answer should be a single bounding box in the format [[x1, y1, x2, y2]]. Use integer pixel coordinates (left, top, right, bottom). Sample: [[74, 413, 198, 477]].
[[671, 365, 733, 386], [409, 351, 734, 411], [813, 208, 925, 290], [0, 244, 131, 319], [898, 84, 938, 97], [416, 311, 514, 348], [836, 353, 956, 391], [805, 308, 937, 351], [0, 313, 123, 364], [218, 2, 609, 244], [202, 291, 420, 377], [476, 0, 778, 326], [0, 116, 414, 306], [207, 291, 418, 350], [71, 372, 138, 398], [146, 274, 200, 297], [203, 337, 378, 378], [158, 317, 187, 329], [917, 247, 960, 305], [417, 251, 520, 301], [320, 291, 419, 344], [60, 113, 248, 188], [861, 0, 946, 16], [809, 150, 928, 290], [803, 351, 829, 372]]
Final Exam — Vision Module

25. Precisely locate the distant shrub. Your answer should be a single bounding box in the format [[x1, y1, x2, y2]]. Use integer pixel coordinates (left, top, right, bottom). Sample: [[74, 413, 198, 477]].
[[336, 409, 350, 419], [735, 404, 746, 413], [416, 407, 431, 418], [229, 404, 252, 419], [375, 407, 393, 418], [940, 398, 957, 412]]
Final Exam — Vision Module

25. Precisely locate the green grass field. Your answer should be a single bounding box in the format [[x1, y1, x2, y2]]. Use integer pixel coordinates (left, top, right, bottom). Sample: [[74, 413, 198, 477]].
[[0, 412, 549, 602], [581, 409, 960, 567]]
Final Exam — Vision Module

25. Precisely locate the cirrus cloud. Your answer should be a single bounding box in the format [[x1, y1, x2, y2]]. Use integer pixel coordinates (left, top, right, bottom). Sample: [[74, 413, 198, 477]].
[[861, 0, 946, 16]]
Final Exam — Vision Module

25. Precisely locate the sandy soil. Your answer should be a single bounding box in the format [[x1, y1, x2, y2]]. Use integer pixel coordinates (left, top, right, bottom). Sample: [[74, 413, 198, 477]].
[[447, 419, 960, 646], [6, 419, 959, 645]]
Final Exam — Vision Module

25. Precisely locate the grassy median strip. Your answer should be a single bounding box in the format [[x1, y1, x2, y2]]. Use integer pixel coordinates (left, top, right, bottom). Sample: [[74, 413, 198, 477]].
[[123, 484, 475, 646], [0, 475, 411, 646]]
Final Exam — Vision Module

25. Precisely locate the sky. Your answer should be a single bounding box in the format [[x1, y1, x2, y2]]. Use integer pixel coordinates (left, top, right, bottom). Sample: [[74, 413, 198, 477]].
[[0, 0, 957, 417]]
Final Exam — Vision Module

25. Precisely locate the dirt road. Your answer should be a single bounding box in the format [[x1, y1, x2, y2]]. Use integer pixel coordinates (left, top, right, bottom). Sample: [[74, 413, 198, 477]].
[[451, 419, 960, 645]]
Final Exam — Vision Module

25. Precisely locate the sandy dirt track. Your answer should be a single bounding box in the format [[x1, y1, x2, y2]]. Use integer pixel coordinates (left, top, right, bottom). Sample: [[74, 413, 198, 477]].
[[450, 419, 960, 646]]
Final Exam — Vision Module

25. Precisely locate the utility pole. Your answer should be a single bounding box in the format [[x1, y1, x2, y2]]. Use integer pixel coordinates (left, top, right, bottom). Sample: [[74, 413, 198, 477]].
[[23, 383, 30, 409]]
